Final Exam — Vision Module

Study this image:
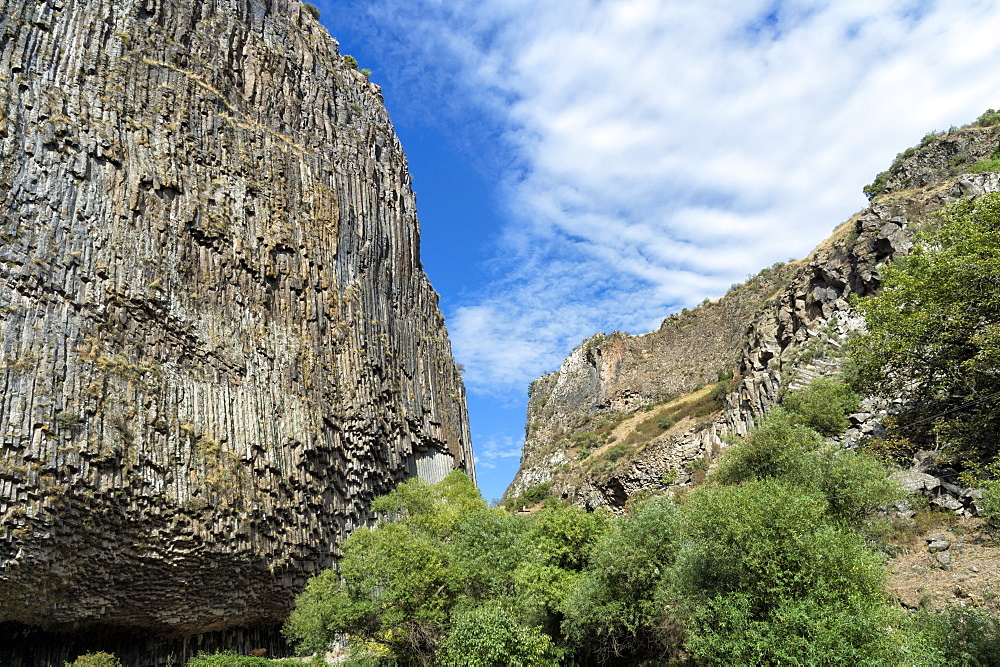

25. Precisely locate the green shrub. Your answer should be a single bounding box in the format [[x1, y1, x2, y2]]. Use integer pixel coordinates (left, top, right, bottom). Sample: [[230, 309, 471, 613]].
[[670, 479, 904, 664], [656, 415, 675, 430], [604, 443, 629, 462], [864, 170, 890, 201], [970, 158, 1000, 173], [55, 409, 82, 428], [907, 606, 1000, 664], [284, 472, 484, 660], [343, 54, 358, 70], [66, 654, 122, 667], [782, 376, 859, 435], [302, 2, 320, 19], [562, 497, 683, 662], [521, 482, 552, 505], [438, 602, 555, 666], [712, 409, 823, 485], [976, 108, 1000, 127], [186, 652, 308, 666], [711, 410, 899, 525], [850, 193, 1000, 467]]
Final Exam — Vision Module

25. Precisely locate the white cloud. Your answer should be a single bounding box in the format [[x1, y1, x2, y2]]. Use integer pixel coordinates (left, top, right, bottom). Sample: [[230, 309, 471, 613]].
[[472, 433, 524, 471], [343, 0, 1000, 399]]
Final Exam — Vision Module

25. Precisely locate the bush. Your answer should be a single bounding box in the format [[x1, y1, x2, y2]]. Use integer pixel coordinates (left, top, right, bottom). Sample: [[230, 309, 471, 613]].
[[907, 606, 1000, 664], [438, 602, 555, 666], [711, 410, 899, 525], [284, 472, 484, 661], [66, 654, 122, 667], [563, 497, 683, 662], [712, 409, 823, 485], [976, 108, 1000, 127], [604, 443, 628, 462], [343, 54, 358, 70], [670, 479, 903, 664], [851, 193, 1000, 467], [186, 652, 307, 666], [864, 170, 889, 201], [521, 483, 552, 505], [302, 2, 320, 19], [782, 376, 859, 436]]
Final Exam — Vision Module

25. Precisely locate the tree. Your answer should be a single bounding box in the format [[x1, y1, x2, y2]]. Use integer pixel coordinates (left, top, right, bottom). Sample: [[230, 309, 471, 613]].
[[668, 479, 904, 664], [284, 472, 485, 661], [562, 497, 683, 662], [851, 193, 1000, 467]]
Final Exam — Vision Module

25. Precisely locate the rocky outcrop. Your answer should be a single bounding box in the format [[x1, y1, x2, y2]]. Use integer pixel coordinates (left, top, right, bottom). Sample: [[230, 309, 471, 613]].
[[507, 263, 797, 503], [507, 124, 1000, 512], [0, 0, 472, 656]]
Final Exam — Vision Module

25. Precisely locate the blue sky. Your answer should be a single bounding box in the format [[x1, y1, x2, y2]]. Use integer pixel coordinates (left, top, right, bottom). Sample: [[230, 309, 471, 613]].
[[313, 0, 1000, 502]]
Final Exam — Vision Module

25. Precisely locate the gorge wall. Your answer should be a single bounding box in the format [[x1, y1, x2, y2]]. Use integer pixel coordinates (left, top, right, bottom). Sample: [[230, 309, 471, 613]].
[[507, 123, 1000, 511], [0, 0, 473, 658]]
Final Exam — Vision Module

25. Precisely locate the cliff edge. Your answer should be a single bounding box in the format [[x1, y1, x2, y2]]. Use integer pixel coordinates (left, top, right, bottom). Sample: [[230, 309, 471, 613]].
[[506, 121, 1000, 511], [0, 0, 472, 652]]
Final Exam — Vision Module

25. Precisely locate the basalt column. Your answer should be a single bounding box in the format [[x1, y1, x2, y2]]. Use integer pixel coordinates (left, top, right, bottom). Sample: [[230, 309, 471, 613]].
[[0, 0, 473, 645]]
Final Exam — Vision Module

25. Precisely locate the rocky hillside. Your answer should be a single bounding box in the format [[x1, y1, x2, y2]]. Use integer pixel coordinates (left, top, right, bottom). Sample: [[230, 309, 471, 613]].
[[506, 121, 1000, 511], [0, 0, 472, 659]]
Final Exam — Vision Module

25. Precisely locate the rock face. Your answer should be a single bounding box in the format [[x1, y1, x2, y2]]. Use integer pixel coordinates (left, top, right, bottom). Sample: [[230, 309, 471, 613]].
[[0, 0, 473, 653], [507, 264, 797, 504], [507, 123, 1000, 511]]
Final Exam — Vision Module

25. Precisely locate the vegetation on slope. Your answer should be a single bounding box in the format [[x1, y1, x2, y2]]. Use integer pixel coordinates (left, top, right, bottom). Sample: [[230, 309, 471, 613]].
[[851, 192, 1000, 481], [276, 191, 1000, 663], [280, 393, 995, 663]]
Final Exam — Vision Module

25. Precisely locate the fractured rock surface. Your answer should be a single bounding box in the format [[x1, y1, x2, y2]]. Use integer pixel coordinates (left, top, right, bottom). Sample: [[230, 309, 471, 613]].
[[507, 125, 1000, 511], [0, 0, 472, 641]]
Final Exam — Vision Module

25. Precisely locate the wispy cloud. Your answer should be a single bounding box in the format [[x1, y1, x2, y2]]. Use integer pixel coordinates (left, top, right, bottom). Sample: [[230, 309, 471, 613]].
[[332, 0, 1000, 401], [472, 433, 524, 471]]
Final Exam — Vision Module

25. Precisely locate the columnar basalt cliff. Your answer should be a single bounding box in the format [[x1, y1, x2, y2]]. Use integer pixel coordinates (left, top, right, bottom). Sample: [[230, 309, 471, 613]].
[[0, 0, 473, 653], [507, 123, 1000, 511]]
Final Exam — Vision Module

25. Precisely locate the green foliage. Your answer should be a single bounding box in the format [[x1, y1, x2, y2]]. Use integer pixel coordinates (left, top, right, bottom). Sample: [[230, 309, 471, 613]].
[[185, 652, 308, 666], [55, 409, 82, 429], [302, 2, 320, 19], [708, 379, 731, 403], [603, 443, 628, 462], [782, 376, 860, 435], [671, 479, 902, 664], [712, 408, 824, 484], [66, 654, 122, 667], [864, 169, 890, 201], [285, 472, 484, 660], [907, 606, 1000, 665], [712, 409, 899, 525], [283, 415, 928, 663], [343, 54, 359, 70], [520, 482, 552, 505], [967, 144, 1000, 174], [851, 193, 1000, 467], [562, 497, 683, 661], [969, 157, 1000, 173], [976, 108, 1000, 127], [439, 602, 556, 666], [451, 509, 528, 598], [655, 415, 675, 430], [503, 482, 553, 511]]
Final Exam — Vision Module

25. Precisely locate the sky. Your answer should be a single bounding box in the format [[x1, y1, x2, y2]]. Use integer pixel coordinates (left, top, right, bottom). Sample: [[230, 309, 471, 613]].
[[313, 0, 1000, 501]]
